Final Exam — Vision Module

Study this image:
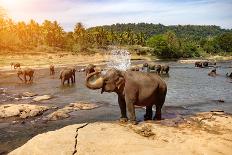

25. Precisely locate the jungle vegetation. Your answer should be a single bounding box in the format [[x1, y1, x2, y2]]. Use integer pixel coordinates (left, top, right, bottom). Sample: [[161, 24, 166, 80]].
[[0, 8, 231, 58]]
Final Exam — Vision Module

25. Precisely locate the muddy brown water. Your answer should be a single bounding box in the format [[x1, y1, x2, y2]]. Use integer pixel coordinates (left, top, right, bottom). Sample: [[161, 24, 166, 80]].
[[0, 60, 232, 154]]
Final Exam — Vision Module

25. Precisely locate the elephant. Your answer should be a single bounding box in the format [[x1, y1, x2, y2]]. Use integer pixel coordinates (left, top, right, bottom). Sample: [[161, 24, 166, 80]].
[[17, 68, 34, 83], [161, 65, 169, 74], [143, 63, 149, 67], [195, 61, 203, 68], [209, 62, 216, 66], [202, 61, 209, 67], [85, 64, 102, 75], [129, 66, 140, 71], [50, 65, 55, 75], [226, 72, 232, 78], [59, 67, 76, 85], [11, 62, 21, 69], [148, 64, 156, 70], [156, 65, 162, 74], [142, 63, 150, 72], [85, 68, 167, 124], [85, 64, 96, 76], [208, 68, 217, 77]]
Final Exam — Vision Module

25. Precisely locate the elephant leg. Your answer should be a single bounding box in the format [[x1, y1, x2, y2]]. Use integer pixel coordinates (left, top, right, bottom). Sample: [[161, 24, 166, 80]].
[[71, 77, 74, 83], [73, 74, 75, 83], [154, 105, 162, 120], [68, 78, 70, 84], [24, 74, 27, 83], [118, 96, 127, 120], [154, 94, 165, 120], [125, 97, 136, 124], [62, 78, 65, 85], [144, 105, 153, 121]]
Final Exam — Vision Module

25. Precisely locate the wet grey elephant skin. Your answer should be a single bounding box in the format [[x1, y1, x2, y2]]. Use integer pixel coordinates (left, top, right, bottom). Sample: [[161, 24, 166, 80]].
[[86, 68, 167, 124], [59, 68, 76, 85]]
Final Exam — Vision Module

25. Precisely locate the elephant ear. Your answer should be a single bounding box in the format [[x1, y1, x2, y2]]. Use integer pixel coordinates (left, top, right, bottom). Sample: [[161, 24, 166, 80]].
[[116, 76, 125, 90]]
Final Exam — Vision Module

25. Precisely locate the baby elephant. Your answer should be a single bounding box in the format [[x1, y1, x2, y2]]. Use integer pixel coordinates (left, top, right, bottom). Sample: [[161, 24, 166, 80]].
[[59, 68, 76, 85], [208, 68, 217, 77], [50, 65, 55, 75], [161, 65, 170, 74], [17, 68, 34, 83], [11, 62, 21, 69]]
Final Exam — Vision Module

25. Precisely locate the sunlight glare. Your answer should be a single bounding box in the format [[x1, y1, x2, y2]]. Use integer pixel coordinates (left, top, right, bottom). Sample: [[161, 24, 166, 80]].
[[0, 0, 21, 8]]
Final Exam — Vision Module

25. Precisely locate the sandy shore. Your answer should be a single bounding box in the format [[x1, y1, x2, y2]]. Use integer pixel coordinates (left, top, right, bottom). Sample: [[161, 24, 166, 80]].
[[0, 52, 151, 72], [9, 112, 232, 155]]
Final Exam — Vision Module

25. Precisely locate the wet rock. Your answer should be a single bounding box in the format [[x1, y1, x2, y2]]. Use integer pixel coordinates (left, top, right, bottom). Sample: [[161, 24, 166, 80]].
[[0, 104, 49, 118], [46, 109, 70, 121], [45, 102, 99, 121], [68, 102, 99, 110], [11, 120, 18, 124], [33, 95, 52, 102], [22, 92, 38, 97], [51, 106, 58, 109]]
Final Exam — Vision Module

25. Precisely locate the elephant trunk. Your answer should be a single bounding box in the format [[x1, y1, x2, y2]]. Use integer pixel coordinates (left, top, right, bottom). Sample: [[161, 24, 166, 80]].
[[85, 71, 104, 90]]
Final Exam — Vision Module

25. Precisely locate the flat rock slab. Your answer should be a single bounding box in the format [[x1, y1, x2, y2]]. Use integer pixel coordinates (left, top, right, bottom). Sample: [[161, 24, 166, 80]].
[[22, 92, 38, 97], [68, 102, 99, 110], [33, 95, 52, 102], [0, 104, 49, 118], [9, 112, 232, 155], [9, 124, 87, 155], [45, 102, 99, 121]]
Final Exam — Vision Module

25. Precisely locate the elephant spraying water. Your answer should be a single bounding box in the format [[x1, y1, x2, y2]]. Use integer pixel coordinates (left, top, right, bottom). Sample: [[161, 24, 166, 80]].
[[85, 68, 167, 124]]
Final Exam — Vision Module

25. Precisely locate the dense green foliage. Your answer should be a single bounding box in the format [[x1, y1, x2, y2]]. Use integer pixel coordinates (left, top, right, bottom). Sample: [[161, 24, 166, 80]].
[[0, 12, 231, 58]]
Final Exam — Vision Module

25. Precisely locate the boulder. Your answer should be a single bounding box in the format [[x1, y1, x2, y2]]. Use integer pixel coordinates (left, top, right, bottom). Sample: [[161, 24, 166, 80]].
[[22, 92, 38, 97], [68, 102, 99, 110], [0, 104, 49, 118], [33, 95, 52, 102], [45, 102, 99, 121]]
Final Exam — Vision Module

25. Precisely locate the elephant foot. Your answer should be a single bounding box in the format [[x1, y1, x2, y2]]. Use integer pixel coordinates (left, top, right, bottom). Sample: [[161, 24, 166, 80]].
[[144, 114, 152, 121], [153, 114, 162, 121], [128, 120, 138, 125], [119, 117, 128, 123]]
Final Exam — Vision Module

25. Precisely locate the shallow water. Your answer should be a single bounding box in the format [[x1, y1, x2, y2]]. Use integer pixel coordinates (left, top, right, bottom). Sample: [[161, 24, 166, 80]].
[[0, 61, 232, 153]]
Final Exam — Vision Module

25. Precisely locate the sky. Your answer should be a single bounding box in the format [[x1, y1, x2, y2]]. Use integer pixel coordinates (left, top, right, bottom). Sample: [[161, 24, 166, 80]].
[[0, 0, 231, 31]]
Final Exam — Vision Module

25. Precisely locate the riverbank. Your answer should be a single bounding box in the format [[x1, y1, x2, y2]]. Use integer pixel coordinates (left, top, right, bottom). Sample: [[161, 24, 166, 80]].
[[1, 50, 231, 71], [9, 111, 232, 155], [0, 51, 151, 71]]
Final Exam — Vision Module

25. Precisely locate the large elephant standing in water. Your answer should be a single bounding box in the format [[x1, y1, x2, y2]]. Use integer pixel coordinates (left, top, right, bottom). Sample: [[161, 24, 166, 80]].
[[17, 68, 34, 83], [59, 67, 76, 85], [85, 68, 167, 124]]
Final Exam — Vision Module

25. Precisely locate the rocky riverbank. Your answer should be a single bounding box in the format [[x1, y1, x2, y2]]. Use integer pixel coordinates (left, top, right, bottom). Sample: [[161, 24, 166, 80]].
[[9, 112, 232, 155]]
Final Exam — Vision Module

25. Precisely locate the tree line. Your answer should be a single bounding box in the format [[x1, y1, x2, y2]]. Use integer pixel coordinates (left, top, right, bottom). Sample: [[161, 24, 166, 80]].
[[0, 15, 231, 58]]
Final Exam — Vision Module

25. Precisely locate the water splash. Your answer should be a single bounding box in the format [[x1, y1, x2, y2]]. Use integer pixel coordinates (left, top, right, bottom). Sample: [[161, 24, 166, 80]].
[[106, 49, 131, 71]]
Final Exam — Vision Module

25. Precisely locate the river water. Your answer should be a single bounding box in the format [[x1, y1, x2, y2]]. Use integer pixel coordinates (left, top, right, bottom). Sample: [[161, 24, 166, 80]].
[[0, 60, 232, 153]]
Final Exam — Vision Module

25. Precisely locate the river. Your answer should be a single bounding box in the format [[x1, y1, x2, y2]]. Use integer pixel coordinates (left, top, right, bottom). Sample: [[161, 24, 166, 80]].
[[0, 60, 232, 153]]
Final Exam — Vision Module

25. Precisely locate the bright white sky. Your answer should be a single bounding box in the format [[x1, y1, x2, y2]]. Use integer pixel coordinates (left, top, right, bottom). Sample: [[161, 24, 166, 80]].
[[0, 0, 231, 31]]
